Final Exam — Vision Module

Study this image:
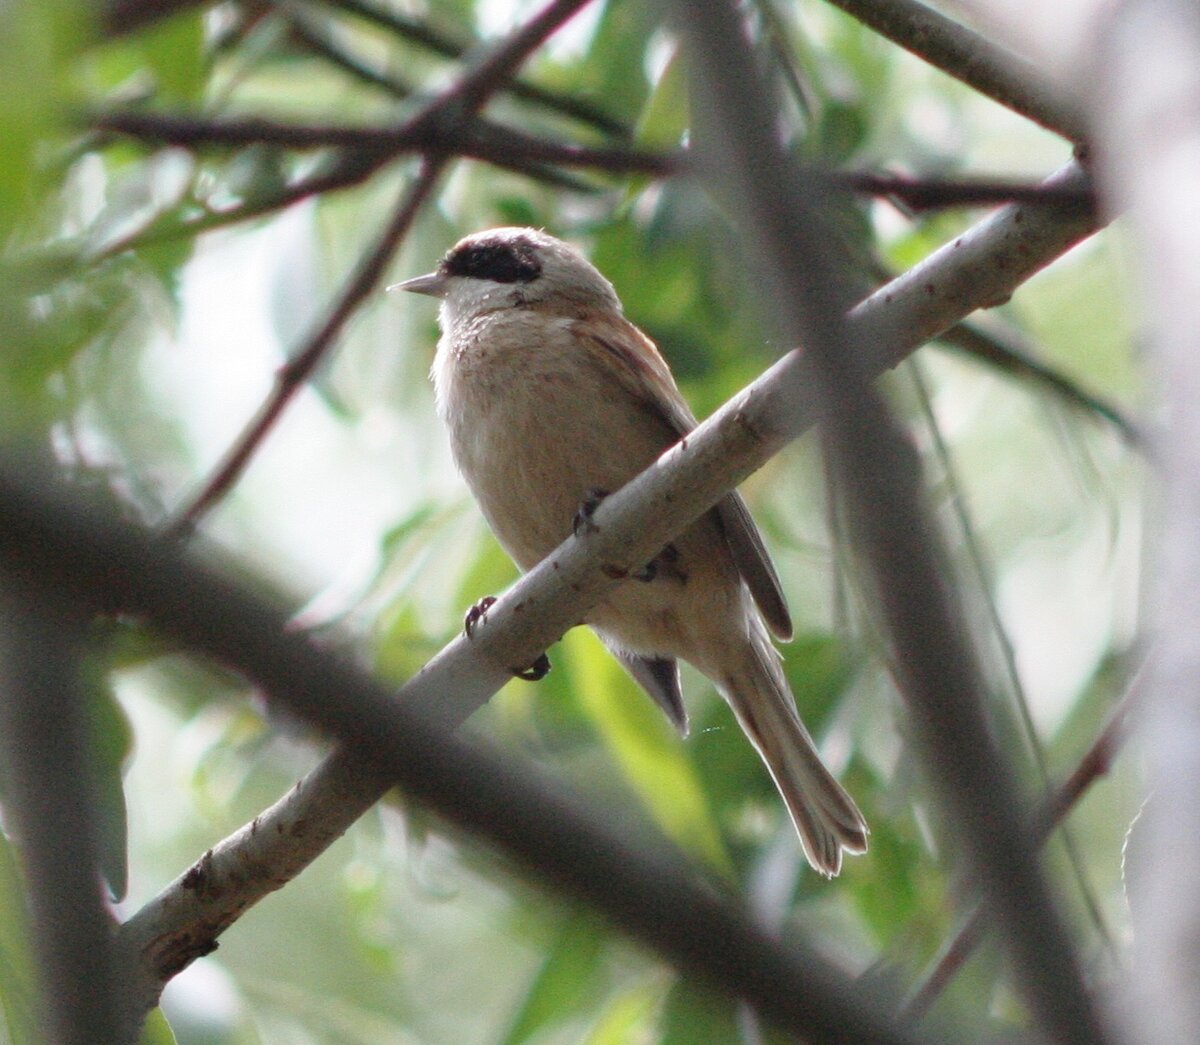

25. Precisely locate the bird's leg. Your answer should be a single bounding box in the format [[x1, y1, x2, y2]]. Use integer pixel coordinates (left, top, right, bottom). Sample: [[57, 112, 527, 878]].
[[633, 542, 681, 582], [462, 595, 551, 682]]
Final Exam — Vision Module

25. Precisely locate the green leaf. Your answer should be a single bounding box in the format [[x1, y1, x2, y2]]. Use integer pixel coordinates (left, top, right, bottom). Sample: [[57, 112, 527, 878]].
[[138, 1007, 179, 1045], [779, 633, 860, 736], [500, 911, 606, 1045], [634, 45, 688, 151], [659, 976, 739, 1045], [0, 2, 82, 243], [88, 10, 205, 103], [562, 630, 732, 876], [582, 979, 660, 1044], [0, 831, 38, 1044]]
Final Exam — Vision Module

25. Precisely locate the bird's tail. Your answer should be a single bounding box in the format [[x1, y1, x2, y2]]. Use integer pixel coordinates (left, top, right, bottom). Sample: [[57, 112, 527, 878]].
[[720, 628, 868, 876]]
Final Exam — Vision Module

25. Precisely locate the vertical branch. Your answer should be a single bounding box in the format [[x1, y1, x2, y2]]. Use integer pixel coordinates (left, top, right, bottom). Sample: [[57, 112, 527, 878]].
[[0, 571, 125, 1042], [1087, 2, 1200, 1042], [663, 1, 1107, 1041]]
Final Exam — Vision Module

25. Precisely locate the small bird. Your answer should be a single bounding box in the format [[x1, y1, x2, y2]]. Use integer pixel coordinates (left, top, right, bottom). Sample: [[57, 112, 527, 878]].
[[394, 227, 867, 875]]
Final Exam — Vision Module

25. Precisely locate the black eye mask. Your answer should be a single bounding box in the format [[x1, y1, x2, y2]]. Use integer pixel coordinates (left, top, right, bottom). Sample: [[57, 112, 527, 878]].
[[441, 238, 543, 283]]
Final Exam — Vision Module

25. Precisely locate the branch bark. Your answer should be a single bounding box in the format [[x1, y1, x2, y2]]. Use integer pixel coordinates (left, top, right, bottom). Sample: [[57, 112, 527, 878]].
[[819, 0, 1085, 140]]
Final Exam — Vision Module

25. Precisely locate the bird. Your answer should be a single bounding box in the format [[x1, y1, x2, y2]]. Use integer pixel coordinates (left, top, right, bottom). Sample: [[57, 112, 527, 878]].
[[393, 227, 867, 875]]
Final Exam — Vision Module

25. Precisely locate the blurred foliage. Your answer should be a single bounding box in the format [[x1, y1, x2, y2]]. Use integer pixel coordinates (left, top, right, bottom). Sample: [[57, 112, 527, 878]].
[[0, 0, 1144, 1042]]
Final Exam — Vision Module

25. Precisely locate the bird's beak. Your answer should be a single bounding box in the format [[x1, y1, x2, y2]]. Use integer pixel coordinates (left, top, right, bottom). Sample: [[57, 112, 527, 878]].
[[387, 271, 447, 297]]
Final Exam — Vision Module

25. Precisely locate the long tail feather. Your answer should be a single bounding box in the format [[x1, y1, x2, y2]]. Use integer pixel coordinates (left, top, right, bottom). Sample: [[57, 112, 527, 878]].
[[721, 630, 867, 876]]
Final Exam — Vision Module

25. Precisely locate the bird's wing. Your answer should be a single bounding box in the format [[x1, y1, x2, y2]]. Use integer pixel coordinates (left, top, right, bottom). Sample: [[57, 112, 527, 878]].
[[574, 316, 792, 640]]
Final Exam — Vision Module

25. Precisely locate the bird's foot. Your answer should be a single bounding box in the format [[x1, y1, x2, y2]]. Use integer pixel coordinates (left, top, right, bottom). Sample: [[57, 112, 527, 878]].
[[463, 595, 497, 639], [572, 487, 610, 537], [463, 595, 551, 681], [513, 653, 552, 682]]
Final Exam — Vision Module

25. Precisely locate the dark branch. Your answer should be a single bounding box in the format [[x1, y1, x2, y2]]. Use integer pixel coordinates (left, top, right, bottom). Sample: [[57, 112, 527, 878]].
[[100, 0, 210, 37], [0, 465, 923, 1045], [92, 109, 1101, 208], [903, 675, 1140, 1020], [665, 1, 1108, 1041], [0, 579, 126, 1042]]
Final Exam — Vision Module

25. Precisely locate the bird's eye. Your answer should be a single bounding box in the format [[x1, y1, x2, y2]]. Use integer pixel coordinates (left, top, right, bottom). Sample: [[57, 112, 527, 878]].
[[442, 239, 542, 283]]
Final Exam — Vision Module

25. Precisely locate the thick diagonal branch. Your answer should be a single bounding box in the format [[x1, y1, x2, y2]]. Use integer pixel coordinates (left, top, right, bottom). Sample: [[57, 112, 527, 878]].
[[114, 158, 1098, 1005]]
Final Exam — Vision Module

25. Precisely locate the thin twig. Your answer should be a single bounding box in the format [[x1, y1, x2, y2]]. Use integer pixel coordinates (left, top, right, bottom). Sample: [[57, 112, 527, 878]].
[[166, 159, 441, 535], [93, 149, 391, 262], [903, 677, 1139, 1021], [310, 0, 629, 136], [276, 16, 634, 193]]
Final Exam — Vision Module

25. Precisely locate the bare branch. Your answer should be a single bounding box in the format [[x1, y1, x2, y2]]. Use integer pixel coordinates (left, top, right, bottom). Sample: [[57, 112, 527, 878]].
[[92, 108, 1104, 210]]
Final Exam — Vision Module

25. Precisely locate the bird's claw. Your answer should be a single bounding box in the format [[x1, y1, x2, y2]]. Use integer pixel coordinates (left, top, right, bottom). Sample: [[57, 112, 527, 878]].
[[572, 487, 610, 537], [464, 595, 551, 681], [463, 595, 497, 639], [513, 653, 551, 682]]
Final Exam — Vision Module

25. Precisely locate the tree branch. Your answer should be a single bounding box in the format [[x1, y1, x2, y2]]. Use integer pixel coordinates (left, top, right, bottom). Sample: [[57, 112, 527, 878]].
[[93, 108, 1103, 211], [0, 579, 126, 1042]]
